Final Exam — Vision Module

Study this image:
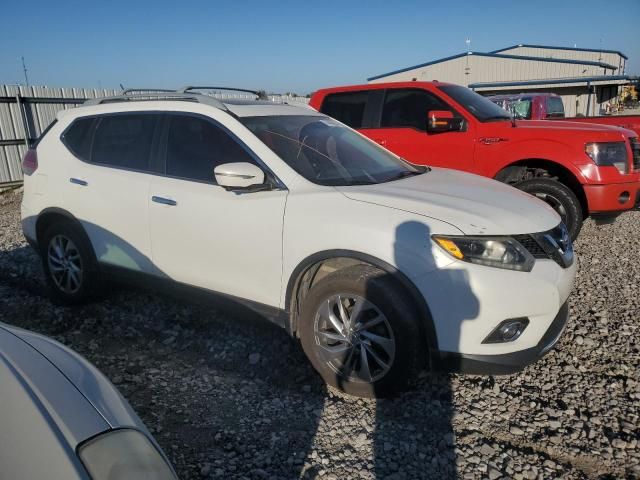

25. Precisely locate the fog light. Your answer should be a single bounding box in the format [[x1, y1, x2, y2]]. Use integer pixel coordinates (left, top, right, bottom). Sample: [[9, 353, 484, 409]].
[[619, 191, 630, 204], [482, 318, 529, 344]]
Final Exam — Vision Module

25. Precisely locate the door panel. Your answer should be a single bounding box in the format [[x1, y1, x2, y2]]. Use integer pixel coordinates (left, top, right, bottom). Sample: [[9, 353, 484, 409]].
[[148, 177, 287, 306], [363, 88, 476, 172], [148, 113, 287, 307], [369, 127, 476, 172], [63, 114, 161, 274]]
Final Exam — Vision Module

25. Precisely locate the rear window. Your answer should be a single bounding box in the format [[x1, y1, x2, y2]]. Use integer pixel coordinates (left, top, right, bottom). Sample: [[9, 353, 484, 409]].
[[320, 91, 368, 129], [91, 114, 158, 171], [546, 97, 565, 118], [61, 118, 94, 160]]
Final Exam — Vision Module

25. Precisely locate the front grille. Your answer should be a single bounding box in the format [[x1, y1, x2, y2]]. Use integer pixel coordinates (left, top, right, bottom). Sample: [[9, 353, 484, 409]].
[[513, 235, 547, 258], [514, 224, 574, 268], [631, 137, 640, 171]]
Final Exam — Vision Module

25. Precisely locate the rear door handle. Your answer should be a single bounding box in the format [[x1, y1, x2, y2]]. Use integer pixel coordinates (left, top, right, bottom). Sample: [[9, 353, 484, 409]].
[[69, 178, 88, 186], [151, 196, 177, 206]]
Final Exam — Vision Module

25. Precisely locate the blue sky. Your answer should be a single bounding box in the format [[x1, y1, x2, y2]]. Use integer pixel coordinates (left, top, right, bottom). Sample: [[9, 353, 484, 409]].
[[1, 0, 638, 94]]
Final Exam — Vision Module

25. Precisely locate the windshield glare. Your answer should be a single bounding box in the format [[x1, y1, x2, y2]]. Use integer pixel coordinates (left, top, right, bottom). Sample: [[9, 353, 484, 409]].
[[439, 85, 512, 122], [241, 115, 424, 186], [491, 98, 532, 119]]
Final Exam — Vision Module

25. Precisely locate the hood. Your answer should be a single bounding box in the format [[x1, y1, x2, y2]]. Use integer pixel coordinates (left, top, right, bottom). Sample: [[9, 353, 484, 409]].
[[1, 324, 145, 433], [0, 323, 108, 471], [336, 168, 560, 235], [514, 119, 634, 137]]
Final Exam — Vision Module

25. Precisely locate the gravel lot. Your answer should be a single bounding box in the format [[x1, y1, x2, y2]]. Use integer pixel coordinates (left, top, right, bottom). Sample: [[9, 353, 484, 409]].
[[1, 187, 639, 480]]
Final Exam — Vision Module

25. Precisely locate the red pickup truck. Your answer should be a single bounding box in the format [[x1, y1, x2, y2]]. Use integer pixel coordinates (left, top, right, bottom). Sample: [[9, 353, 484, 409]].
[[310, 82, 640, 239], [488, 92, 640, 137]]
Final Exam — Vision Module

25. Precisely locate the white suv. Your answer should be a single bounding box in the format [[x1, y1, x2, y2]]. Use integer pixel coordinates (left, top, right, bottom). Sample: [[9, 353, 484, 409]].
[[21, 87, 576, 397]]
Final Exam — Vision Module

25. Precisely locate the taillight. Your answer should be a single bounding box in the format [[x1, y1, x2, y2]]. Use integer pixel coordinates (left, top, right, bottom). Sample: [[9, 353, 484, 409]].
[[21, 149, 38, 176]]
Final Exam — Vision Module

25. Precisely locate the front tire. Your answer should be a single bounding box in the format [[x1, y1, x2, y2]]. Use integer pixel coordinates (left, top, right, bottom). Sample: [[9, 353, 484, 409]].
[[41, 220, 101, 305], [515, 178, 583, 240], [299, 265, 423, 398]]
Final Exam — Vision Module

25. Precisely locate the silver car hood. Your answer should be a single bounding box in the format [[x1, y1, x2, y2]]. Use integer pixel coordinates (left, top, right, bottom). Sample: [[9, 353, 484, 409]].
[[337, 167, 560, 235], [2, 324, 145, 432]]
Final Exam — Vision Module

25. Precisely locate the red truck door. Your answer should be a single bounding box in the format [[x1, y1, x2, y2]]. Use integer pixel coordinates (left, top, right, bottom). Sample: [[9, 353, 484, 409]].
[[362, 88, 476, 172]]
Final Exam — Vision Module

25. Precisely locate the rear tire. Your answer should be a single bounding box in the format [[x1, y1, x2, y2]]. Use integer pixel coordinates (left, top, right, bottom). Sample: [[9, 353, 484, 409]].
[[41, 220, 101, 305], [515, 178, 583, 240], [299, 265, 423, 398]]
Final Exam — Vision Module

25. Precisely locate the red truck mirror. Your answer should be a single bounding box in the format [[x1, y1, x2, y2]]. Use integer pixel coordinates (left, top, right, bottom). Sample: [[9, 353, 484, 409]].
[[427, 110, 462, 133]]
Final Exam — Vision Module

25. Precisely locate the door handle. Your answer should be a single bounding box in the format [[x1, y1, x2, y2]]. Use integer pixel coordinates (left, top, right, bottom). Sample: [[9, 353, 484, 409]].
[[69, 178, 88, 186], [375, 139, 387, 146], [151, 196, 177, 206]]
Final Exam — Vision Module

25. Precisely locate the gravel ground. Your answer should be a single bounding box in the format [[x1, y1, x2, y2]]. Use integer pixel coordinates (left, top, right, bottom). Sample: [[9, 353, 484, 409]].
[[1, 187, 639, 480]]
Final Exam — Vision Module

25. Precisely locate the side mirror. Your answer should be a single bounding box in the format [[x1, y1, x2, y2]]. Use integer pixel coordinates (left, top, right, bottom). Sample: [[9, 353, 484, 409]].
[[214, 162, 266, 191], [427, 110, 463, 133]]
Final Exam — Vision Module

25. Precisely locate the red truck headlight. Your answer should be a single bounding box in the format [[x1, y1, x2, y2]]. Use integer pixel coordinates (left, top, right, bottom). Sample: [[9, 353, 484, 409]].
[[585, 142, 629, 174]]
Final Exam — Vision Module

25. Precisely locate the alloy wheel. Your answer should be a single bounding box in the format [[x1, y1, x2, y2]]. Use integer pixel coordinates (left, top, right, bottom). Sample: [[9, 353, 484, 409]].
[[534, 192, 568, 224], [313, 294, 395, 383], [47, 234, 83, 294]]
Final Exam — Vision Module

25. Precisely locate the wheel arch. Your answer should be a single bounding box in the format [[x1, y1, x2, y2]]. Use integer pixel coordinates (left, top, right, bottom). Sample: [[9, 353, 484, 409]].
[[35, 208, 90, 252], [285, 250, 439, 356], [493, 159, 588, 219]]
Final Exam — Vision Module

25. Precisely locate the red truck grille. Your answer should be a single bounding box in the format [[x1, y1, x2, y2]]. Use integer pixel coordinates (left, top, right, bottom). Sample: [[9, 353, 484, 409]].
[[631, 137, 640, 171]]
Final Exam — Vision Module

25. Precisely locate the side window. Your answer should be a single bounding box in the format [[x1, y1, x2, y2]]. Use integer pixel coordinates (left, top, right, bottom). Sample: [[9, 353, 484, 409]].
[[165, 115, 257, 183], [546, 97, 565, 118], [320, 91, 368, 129], [381, 89, 454, 131], [92, 114, 157, 171], [62, 118, 94, 161]]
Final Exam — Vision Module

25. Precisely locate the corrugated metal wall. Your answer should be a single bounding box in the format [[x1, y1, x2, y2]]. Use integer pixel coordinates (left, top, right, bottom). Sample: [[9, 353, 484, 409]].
[[369, 54, 612, 86], [0, 85, 118, 185], [0, 85, 310, 185]]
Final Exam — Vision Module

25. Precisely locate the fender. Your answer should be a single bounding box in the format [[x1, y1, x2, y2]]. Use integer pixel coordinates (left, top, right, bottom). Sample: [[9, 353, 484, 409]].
[[285, 249, 439, 355]]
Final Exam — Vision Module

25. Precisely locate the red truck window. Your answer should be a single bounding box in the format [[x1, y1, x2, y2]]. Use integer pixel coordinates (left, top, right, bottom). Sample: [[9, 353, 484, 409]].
[[381, 89, 454, 131], [320, 91, 368, 129], [546, 97, 565, 118]]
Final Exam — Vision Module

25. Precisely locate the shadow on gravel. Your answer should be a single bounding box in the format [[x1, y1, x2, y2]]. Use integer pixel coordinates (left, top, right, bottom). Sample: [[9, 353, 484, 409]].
[[369, 221, 479, 479]]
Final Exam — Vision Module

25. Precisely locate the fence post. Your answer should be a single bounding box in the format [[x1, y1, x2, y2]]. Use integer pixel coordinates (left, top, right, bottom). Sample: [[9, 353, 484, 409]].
[[15, 94, 34, 147]]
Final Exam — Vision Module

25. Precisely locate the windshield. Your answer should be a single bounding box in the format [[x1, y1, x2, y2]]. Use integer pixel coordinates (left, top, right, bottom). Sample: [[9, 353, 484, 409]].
[[439, 85, 512, 122], [241, 115, 425, 186], [490, 97, 532, 119]]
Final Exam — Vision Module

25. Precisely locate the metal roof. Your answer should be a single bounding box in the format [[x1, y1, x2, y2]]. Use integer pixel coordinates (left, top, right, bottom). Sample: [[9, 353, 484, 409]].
[[490, 44, 628, 60], [367, 52, 618, 81], [468, 75, 631, 90]]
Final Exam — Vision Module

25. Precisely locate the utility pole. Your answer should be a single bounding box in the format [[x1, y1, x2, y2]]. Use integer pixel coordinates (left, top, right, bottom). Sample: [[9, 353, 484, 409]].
[[464, 38, 472, 83], [21, 56, 29, 87]]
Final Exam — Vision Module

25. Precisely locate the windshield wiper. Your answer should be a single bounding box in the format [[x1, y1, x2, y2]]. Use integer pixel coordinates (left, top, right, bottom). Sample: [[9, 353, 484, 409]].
[[384, 169, 425, 183]]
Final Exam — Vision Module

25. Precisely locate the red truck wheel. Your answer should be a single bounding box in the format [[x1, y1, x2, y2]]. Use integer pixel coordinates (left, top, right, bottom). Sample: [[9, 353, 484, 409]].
[[515, 178, 583, 240]]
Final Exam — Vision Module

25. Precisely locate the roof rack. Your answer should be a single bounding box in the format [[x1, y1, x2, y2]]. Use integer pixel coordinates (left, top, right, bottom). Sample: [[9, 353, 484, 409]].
[[120, 88, 177, 95], [83, 88, 228, 110], [178, 86, 268, 100]]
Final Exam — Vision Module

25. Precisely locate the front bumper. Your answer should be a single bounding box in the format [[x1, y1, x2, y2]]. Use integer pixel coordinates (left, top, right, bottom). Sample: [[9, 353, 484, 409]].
[[434, 301, 569, 375], [584, 180, 640, 213]]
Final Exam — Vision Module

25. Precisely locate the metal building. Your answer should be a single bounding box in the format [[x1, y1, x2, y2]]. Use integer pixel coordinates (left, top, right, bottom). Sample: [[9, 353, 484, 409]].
[[367, 44, 631, 117]]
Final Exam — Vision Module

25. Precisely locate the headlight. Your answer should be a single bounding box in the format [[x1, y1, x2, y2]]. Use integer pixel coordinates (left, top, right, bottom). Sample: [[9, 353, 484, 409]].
[[585, 142, 628, 174], [79, 429, 177, 480], [433, 235, 535, 272]]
